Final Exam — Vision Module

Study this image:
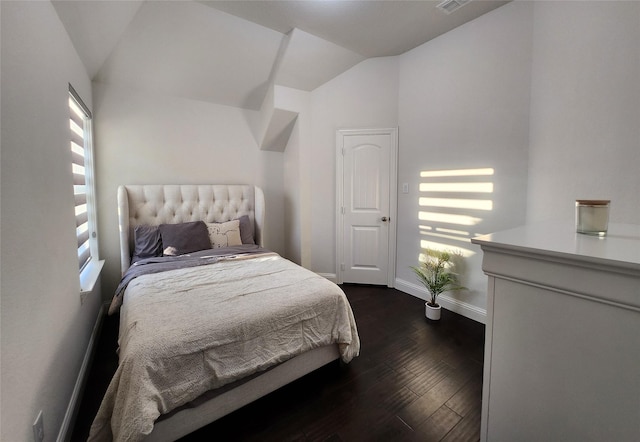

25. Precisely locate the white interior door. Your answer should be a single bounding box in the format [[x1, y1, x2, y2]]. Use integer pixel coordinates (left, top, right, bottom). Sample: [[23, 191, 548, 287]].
[[337, 129, 397, 286]]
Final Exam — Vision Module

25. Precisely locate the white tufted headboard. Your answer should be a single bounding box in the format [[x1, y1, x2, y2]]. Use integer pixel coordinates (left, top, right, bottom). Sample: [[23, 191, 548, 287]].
[[117, 184, 265, 275]]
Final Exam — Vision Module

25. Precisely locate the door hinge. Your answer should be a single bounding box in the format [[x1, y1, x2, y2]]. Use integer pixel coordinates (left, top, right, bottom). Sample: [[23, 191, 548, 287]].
[[341, 206, 345, 214], [342, 148, 346, 156], [340, 263, 345, 271]]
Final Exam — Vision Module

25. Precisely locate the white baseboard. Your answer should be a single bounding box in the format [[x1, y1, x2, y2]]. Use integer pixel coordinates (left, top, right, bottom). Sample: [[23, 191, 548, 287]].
[[318, 273, 337, 283], [57, 303, 106, 442], [394, 277, 486, 324]]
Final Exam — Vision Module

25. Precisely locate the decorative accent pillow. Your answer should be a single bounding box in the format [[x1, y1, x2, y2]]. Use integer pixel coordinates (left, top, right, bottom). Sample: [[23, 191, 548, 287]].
[[159, 221, 211, 256], [237, 215, 255, 245], [132, 225, 163, 263], [206, 220, 242, 248]]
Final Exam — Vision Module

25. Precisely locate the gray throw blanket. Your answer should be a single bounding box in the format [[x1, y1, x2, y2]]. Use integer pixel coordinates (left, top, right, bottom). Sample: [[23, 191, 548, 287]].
[[108, 245, 268, 314]]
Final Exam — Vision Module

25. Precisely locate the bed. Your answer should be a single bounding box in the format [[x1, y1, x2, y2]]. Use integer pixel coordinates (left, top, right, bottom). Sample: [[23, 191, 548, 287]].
[[88, 184, 360, 442]]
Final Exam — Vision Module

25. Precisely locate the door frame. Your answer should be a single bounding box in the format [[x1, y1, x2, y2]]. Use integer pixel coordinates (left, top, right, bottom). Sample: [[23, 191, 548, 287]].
[[336, 128, 398, 287]]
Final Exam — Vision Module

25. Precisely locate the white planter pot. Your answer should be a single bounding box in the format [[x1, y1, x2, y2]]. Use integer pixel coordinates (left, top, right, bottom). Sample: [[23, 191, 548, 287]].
[[425, 302, 441, 320]]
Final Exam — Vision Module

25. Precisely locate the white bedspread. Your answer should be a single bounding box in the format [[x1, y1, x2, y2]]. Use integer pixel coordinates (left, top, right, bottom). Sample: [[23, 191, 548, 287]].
[[88, 254, 360, 442]]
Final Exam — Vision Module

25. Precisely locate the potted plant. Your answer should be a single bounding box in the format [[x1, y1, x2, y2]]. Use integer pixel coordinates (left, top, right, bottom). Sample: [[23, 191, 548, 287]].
[[411, 248, 465, 320]]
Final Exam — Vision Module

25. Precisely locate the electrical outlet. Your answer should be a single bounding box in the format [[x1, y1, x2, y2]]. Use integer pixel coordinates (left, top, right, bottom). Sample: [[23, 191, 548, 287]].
[[402, 183, 409, 194], [33, 411, 44, 442]]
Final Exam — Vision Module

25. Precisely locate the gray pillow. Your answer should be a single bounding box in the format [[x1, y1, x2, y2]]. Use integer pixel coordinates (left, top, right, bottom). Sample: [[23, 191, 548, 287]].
[[159, 221, 211, 256], [132, 225, 162, 263], [237, 215, 255, 245]]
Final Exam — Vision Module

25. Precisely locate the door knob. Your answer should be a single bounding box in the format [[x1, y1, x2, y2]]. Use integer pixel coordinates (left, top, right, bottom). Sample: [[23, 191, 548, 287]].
[[381, 216, 389, 222]]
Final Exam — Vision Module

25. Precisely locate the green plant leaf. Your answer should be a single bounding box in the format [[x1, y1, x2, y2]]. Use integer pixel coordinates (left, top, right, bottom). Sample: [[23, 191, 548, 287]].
[[411, 248, 466, 304]]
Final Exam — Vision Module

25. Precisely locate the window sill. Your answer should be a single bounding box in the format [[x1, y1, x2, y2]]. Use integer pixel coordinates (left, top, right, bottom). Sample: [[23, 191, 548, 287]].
[[80, 259, 105, 295]]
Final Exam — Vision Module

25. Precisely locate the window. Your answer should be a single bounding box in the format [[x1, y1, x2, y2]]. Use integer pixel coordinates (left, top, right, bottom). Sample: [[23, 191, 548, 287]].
[[69, 85, 100, 283]]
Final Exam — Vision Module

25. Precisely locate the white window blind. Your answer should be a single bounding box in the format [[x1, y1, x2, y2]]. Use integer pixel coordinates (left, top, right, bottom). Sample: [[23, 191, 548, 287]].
[[69, 85, 95, 272]]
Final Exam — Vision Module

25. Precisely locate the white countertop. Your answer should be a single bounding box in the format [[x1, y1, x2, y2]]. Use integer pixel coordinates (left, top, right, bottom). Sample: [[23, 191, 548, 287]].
[[472, 222, 640, 271]]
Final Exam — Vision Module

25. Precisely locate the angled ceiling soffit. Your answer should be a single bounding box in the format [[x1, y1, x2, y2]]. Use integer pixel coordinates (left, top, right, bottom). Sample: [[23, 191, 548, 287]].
[[93, 1, 283, 110], [255, 27, 366, 151], [275, 28, 366, 92], [52, 0, 145, 80]]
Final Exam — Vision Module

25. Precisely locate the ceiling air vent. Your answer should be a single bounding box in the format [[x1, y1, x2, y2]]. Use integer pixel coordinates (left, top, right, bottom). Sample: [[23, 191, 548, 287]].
[[436, 0, 471, 15]]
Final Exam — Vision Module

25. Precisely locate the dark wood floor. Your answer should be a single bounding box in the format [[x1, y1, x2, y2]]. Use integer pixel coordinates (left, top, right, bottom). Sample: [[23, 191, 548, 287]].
[[72, 285, 485, 441]]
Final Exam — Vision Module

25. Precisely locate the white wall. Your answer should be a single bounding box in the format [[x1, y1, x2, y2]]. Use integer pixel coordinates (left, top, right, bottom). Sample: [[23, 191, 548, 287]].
[[3, 3, 636, 440], [264, 0, 640, 325], [395, 2, 534, 320], [277, 86, 312, 266], [309, 57, 399, 277], [93, 82, 286, 297], [527, 1, 640, 224], [282, 115, 303, 265], [1, 1, 103, 440]]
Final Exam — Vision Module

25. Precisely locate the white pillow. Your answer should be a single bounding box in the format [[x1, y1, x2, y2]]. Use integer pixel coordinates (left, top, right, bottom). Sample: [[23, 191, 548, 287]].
[[206, 220, 242, 248]]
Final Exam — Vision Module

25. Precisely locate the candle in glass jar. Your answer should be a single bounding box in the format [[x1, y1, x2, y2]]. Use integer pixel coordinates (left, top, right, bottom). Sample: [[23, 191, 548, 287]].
[[575, 200, 610, 236]]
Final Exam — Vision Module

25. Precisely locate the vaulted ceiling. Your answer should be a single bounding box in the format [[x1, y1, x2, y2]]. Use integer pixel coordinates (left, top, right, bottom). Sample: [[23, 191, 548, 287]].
[[52, 0, 508, 110]]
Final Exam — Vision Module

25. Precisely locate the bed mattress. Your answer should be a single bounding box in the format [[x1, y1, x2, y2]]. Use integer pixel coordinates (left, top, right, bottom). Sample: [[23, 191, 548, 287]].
[[88, 250, 360, 441]]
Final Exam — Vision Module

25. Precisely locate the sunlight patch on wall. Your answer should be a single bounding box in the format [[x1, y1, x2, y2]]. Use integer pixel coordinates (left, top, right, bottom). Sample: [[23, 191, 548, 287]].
[[419, 197, 493, 211], [421, 168, 494, 178], [418, 167, 495, 258], [419, 182, 494, 193], [419, 239, 476, 258], [418, 211, 482, 226]]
